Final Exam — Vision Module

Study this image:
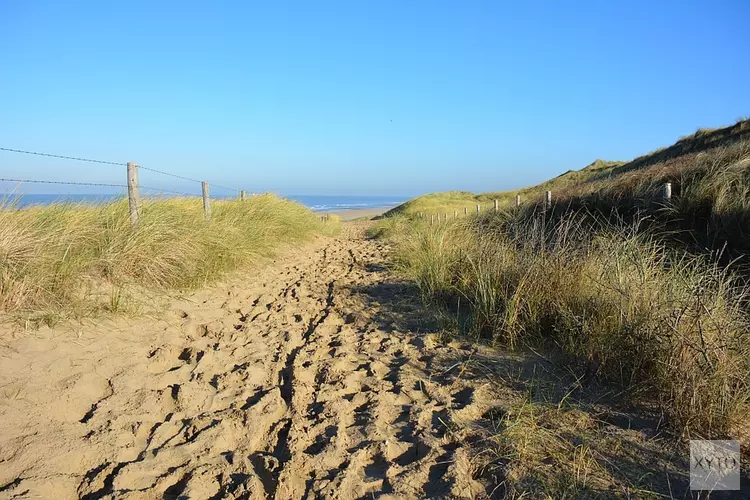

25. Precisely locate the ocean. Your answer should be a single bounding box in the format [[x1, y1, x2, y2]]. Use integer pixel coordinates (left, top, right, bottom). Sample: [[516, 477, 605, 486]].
[[3, 194, 407, 213]]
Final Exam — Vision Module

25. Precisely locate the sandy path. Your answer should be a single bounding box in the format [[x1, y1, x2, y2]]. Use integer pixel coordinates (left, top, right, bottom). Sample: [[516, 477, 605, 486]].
[[0, 223, 492, 499]]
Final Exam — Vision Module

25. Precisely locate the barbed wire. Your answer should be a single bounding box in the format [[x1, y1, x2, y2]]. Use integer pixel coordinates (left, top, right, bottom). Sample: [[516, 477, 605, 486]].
[[0, 177, 196, 196], [1, 147, 240, 193], [137, 165, 238, 193], [0, 147, 125, 166]]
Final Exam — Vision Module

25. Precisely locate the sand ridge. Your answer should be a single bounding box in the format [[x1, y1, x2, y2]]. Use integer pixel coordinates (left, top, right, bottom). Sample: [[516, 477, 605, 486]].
[[0, 223, 494, 499]]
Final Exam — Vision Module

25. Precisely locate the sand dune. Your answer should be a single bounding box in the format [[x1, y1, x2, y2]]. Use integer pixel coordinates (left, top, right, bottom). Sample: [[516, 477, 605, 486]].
[[0, 222, 494, 499]]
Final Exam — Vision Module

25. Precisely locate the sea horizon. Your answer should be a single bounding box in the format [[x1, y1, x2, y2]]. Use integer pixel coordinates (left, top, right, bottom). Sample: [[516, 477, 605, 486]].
[[2, 193, 408, 213]]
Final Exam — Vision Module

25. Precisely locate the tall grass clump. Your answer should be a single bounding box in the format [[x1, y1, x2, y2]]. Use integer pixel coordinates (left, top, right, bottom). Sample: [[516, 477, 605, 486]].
[[0, 194, 337, 320], [389, 212, 750, 439]]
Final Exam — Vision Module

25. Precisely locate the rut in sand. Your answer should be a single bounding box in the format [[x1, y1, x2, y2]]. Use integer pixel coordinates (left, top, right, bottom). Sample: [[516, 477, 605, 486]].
[[0, 222, 497, 499]]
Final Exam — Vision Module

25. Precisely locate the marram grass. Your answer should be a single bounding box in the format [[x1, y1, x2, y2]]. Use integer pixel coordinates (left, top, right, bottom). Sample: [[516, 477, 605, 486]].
[[384, 211, 750, 441], [0, 194, 338, 322]]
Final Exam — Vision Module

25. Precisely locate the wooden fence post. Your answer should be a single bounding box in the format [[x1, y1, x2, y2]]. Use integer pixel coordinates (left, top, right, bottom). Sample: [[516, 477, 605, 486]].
[[476, 204, 480, 214], [431, 214, 434, 225], [516, 194, 521, 207], [127, 162, 140, 227], [494, 199, 498, 212], [464, 207, 468, 215], [453, 210, 457, 218], [241, 190, 247, 201], [202, 181, 211, 220], [663, 182, 672, 201], [545, 191, 552, 211]]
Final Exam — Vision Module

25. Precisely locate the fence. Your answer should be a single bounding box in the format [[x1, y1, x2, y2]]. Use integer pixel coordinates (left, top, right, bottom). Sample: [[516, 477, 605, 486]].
[[0, 147, 248, 227], [422, 186, 673, 225]]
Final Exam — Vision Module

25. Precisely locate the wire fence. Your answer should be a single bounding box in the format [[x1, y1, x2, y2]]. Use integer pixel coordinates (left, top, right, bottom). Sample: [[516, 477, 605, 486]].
[[1, 147, 249, 224], [0, 147, 240, 194], [0, 177, 193, 196]]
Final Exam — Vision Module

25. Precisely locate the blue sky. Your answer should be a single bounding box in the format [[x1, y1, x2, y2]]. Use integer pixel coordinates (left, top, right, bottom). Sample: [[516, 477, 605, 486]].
[[1, 1, 748, 196]]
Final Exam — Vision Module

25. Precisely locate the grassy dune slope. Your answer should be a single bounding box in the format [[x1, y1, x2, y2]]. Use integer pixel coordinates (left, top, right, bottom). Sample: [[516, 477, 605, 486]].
[[375, 119, 750, 495], [388, 118, 750, 221], [0, 194, 337, 323]]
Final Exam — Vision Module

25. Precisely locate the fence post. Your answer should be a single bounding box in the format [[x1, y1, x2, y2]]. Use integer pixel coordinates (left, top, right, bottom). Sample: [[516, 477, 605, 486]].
[[545, 191, 552, 211], [453, 210, 457, 218], [494, 199, 498, 212], [127, 162, 140, 228], [476, 204, 480, 214], [464, 207, 467, 215], [516, 194, 521, 207], [241, 190, 247, 201], [202, 181, 211, 220], [431, 214, 434, 225], [663, 182, 672, 201]]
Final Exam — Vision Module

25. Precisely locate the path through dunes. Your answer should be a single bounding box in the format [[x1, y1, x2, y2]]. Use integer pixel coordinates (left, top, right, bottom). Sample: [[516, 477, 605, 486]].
[[0, 222, 495, 499]]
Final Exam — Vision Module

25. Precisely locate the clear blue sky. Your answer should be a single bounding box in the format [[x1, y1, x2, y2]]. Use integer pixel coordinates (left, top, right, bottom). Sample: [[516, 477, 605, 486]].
[[1, 1, 748, 196]]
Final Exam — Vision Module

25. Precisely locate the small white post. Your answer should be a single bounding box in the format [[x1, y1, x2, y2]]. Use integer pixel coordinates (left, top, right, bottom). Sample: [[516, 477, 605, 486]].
[[202, 181, 211, 220], [241, 190, 247, 201], [127, 162, 140, 227], [516, 194, 521, 207], [545, 191, 552, 211], [431, 214, 434, 225], [663, 182, 672, 201], [494, 199, 498, 212], [476, 204, 480, 214]]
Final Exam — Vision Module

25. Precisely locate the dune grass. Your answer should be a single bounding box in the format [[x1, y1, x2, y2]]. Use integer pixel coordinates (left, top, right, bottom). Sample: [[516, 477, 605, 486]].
[[374, 121, 750, 494], [387, 212, 749, 441], [0, 194, 337, 324]]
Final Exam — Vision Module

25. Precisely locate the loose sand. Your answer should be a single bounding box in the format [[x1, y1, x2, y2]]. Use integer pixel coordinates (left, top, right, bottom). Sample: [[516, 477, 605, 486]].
[[0, 222, 494, 499], [323, 206, 394, 221]]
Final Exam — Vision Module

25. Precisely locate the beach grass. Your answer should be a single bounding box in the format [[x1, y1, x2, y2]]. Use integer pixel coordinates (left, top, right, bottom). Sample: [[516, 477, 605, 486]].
[[0, 194, 338, 323], [387, 212, 749, 440], [373, 121, 750, 493]]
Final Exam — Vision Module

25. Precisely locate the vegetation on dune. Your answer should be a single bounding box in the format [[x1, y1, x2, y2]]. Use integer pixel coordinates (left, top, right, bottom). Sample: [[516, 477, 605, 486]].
[[388, 213, 749, 438], [387, 118, 750, 226], [0, 194, 338, 323], [375, 119, 750, 494]]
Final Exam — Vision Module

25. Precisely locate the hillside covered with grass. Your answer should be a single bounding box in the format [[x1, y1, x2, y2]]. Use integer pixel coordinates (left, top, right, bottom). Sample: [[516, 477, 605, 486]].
[[0, 194, 338, 325], [388, 118, 750, 237], [375, 119, 750, 495]]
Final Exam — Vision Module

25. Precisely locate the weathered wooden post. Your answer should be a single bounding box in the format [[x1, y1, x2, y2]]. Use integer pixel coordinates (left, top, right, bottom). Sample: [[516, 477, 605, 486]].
[[202, 181, 211, 220], [241, 190, 247, 201], [663, 182, 672, 201], [516, 194, 521, 207], [494, 199, 498, 211], [464, 207, 468, 216], [476, 204, 480, 214], [453, 210, 457, 218], [545, 191, 552, 211], [127, 162, 140, 227]]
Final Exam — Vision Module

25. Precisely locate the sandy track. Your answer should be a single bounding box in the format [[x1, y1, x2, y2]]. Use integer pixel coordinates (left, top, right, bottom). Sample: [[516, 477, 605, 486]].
[[0, 223, 492, 499]]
